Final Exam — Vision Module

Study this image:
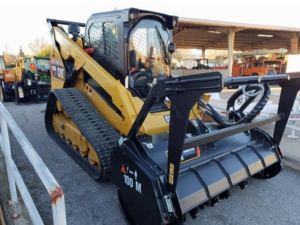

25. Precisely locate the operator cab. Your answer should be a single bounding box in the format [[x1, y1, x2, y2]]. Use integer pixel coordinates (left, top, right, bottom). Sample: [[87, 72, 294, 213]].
[[128, 19, 175, 98], [84, 8, 178, 100]]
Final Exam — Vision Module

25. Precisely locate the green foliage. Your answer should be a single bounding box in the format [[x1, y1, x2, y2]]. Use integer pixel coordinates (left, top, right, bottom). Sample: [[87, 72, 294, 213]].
[[37, 45, 50, 57], [28, 36, 49, 55]]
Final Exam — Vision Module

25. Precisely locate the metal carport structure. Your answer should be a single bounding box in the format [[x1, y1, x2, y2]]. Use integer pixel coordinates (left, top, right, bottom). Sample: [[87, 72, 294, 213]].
[[174, 17, 300, 75]]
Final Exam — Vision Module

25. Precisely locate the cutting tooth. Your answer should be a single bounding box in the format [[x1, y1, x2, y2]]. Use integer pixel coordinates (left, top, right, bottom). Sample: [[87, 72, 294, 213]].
[[219, 190, 230, 200], [206, 197, 219, 207], [239, 179, 249, 190], [189, 207, 200, 219]]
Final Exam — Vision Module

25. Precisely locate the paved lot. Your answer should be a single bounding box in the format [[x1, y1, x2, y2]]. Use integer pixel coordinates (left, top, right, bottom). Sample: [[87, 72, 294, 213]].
[[1, 89, 300, 225]]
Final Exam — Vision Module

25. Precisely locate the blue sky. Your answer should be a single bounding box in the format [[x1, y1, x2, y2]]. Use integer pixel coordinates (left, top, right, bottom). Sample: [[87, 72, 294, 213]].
[[1, 0, 300, 54]]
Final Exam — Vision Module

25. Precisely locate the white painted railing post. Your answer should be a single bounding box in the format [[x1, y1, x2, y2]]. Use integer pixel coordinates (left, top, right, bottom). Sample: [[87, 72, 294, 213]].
[[0, 116, 18, 204], [52, 194, 66, 225], [0, 102, 67, 224]]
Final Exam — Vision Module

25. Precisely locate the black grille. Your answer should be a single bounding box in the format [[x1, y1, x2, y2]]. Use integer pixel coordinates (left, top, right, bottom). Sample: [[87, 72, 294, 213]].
[[88, 22, 120, 79]]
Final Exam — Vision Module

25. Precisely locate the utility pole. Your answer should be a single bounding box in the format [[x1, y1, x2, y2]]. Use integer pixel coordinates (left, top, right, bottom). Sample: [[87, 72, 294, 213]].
[[3, 44, 9, 54]]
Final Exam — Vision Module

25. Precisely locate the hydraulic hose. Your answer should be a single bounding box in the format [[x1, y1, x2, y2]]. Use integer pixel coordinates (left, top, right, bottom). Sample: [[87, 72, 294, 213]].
[[205, 84, 271, 128]]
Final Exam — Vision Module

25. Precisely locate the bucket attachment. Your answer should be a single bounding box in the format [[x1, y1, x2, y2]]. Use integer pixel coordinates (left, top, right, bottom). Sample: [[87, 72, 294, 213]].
[[111, 72, 300, 225]]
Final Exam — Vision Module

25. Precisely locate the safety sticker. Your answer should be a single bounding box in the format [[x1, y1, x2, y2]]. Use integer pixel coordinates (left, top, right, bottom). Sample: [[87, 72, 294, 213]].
[[123, 165, 142, 194], [169, 163, 174, 184], [164, 196, 174, 212], [192, 119, 198, 127], [50, 59, 65, 80], [50, 58, 61, 66], [18, 87, 24, 98]]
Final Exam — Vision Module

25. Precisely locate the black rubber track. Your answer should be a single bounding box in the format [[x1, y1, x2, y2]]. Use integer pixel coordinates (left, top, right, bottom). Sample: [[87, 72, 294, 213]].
[[45, 88, 120, 181]]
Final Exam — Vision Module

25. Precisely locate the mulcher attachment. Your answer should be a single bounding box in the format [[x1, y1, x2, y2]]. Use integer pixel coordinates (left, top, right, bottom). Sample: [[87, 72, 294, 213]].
[[111, 72, 300, 225]]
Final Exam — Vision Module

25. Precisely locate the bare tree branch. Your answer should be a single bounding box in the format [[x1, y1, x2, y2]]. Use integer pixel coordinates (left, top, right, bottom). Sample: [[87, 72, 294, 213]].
[[28, 36, 49, 55]]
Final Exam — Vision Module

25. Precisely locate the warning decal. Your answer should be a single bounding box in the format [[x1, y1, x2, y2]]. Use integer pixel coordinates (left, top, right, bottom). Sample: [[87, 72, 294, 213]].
[[50, 59, 65, 80], [169, 163, 174, 184]]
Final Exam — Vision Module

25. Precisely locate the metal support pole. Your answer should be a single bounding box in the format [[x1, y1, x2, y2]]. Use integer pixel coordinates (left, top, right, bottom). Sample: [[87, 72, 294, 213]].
[[0, 116, 18, 204], [201, 47, 206, 60], [227, 29, 235, 76], [290, 34, 298, 55]]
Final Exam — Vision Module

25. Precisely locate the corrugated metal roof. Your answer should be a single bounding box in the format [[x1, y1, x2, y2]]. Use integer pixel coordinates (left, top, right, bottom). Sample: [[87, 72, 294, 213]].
[[180, 17, 300, 32], [174, 17, 300, 50]]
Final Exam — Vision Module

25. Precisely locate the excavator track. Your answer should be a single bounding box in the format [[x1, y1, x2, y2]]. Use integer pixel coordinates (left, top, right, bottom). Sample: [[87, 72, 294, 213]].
[[45, 88, 120, 181]]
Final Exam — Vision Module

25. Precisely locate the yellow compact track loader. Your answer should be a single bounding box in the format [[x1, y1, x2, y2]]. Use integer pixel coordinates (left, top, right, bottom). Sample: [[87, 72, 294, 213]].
[[45, 8, 300, 225]]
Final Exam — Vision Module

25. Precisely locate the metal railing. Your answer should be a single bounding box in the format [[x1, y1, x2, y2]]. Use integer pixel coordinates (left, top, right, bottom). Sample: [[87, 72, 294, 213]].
[[270, 93, 300, 137], [0, 102, 66, 225]]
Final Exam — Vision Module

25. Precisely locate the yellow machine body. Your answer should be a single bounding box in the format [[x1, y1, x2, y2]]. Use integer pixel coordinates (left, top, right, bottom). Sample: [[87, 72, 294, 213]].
[[49, 27, 207, 136]]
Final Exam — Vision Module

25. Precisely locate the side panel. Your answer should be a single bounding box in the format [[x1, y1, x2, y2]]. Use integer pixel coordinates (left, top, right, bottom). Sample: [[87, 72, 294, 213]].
[[49, 46, 65, 89], [111, 143, 172, 225]]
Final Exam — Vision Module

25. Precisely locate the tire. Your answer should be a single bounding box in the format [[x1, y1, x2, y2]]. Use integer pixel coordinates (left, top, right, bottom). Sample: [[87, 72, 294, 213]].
[[0, 80, 12, 102], [251, 73, 258, 76]]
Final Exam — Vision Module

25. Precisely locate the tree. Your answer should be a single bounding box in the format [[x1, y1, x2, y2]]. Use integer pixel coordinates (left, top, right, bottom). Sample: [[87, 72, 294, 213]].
[[18, 46, 25, 58], [28, 36, 49, 55], [37, 45, 50, 57]]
